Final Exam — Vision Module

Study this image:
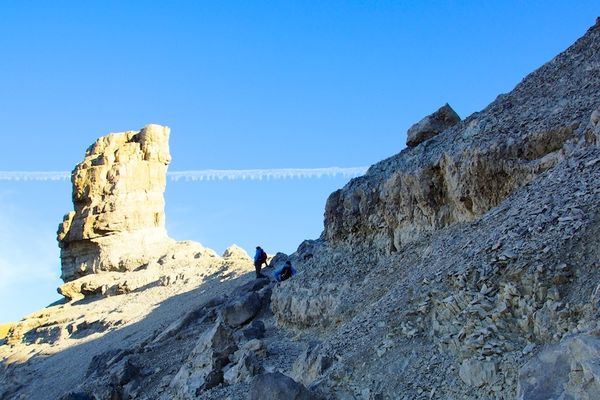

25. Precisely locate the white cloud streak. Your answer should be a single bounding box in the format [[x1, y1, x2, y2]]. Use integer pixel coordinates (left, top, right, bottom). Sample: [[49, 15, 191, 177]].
[[0, 167, 368, 182], [168, 167, 368, 181], [0, 171, 71, 181]]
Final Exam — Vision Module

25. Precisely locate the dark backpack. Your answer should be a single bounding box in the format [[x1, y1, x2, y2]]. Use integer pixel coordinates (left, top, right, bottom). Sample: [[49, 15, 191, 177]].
[[280, 266, 292, 281]]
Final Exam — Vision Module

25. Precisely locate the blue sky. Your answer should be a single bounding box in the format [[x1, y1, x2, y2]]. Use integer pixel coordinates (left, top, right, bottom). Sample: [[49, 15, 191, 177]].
[[0, 1, 597, 322]]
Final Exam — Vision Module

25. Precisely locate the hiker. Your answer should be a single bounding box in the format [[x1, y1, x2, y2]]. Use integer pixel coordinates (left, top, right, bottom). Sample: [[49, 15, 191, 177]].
[[254, 246, 268, 278], [275, 260, 296, 282]]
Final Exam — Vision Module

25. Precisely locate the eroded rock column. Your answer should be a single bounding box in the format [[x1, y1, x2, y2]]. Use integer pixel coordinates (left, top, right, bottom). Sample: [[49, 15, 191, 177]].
[[57, 124, 174, 282]]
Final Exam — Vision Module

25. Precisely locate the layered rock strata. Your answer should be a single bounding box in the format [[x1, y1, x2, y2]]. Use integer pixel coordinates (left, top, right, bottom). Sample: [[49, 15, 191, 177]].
[[57, 124, 173, 282], [324, 21, 600, 252], [271, 20, 600, 400]]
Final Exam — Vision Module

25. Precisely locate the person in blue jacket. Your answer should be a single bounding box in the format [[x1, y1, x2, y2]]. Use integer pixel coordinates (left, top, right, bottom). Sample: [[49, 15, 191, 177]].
[[275, 260, 296, 282], [254, 246, 268, 278]]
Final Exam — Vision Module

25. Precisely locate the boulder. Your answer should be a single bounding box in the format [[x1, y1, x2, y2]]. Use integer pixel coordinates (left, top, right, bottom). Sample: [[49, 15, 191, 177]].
[[458, 358, 498, 387], [234, 339, 267, 361], [406, 103, 460, 147], [57, 273, 112, 301], [258, 285, 274, 311], [221, 292, 262, 328], [242, 320, 266, 340], [292, 341, 334, 386], [517, 334, 600, 399], [233, 277, 271, 297], [170, 321, 237, 397], [57, 264, 165, 301], [272, 282, 342, 328], [85, 349, 123, 378], [194, 370, 223, 394], [248, 372, 315, 400], [57, 124, 174, 282], [224, 351, 264, 384], [110, 358, 142, 387], [295, 240, 321, 261], [269, 252, 290, 270]]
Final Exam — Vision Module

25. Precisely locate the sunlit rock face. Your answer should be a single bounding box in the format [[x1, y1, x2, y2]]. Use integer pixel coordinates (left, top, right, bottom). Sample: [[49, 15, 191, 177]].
[[322, 20, 600, 252], [57, 124, 174, 282]]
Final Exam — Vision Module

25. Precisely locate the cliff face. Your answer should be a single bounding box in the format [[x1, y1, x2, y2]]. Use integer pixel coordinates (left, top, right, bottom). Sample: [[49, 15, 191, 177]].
[[271, 21, 600, 399], [57, 124, 174, 282], [324, 21, 599, 251]]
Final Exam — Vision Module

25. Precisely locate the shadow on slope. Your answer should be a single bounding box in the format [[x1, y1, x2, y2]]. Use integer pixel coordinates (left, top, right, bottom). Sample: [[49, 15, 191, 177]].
[[0, 264, 260, 400]]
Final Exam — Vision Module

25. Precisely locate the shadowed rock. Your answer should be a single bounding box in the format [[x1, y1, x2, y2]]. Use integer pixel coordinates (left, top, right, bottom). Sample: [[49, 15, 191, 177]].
[[249, 372, 315, 400], [59, 393, 96, 400], [221, 292, 262, 328], [518, 334, 600, 399], [242, 320, 266, 340]]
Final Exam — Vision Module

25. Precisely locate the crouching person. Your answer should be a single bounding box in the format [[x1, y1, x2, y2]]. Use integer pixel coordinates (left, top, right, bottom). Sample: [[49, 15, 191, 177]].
[[275, 261, 296, 282]]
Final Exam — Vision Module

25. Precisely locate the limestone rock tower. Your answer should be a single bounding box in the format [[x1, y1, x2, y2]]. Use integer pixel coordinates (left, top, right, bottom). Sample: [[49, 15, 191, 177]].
[[57, 124, 174, 282]]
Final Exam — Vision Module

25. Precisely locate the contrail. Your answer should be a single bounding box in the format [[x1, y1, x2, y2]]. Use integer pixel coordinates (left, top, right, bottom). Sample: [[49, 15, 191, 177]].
[[168, 167, 368, 181], [0, 171, 71, 181], [0, 167, 368, 182]]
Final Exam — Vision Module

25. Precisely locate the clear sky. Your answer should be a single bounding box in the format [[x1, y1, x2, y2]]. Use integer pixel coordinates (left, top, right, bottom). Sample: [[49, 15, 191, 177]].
[[0, 1, 597, 323]]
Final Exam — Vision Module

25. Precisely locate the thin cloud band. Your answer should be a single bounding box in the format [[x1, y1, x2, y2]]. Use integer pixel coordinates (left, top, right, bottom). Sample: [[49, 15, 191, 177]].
[[0, 167, 368, 182]]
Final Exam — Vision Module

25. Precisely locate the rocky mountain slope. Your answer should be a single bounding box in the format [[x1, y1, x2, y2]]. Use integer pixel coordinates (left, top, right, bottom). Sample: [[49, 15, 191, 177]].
[[1, 19, 600, 400]]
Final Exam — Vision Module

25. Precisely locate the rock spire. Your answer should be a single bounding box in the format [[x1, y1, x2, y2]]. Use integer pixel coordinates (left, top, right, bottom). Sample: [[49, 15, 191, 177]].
[[57, 124, 174, 282]]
